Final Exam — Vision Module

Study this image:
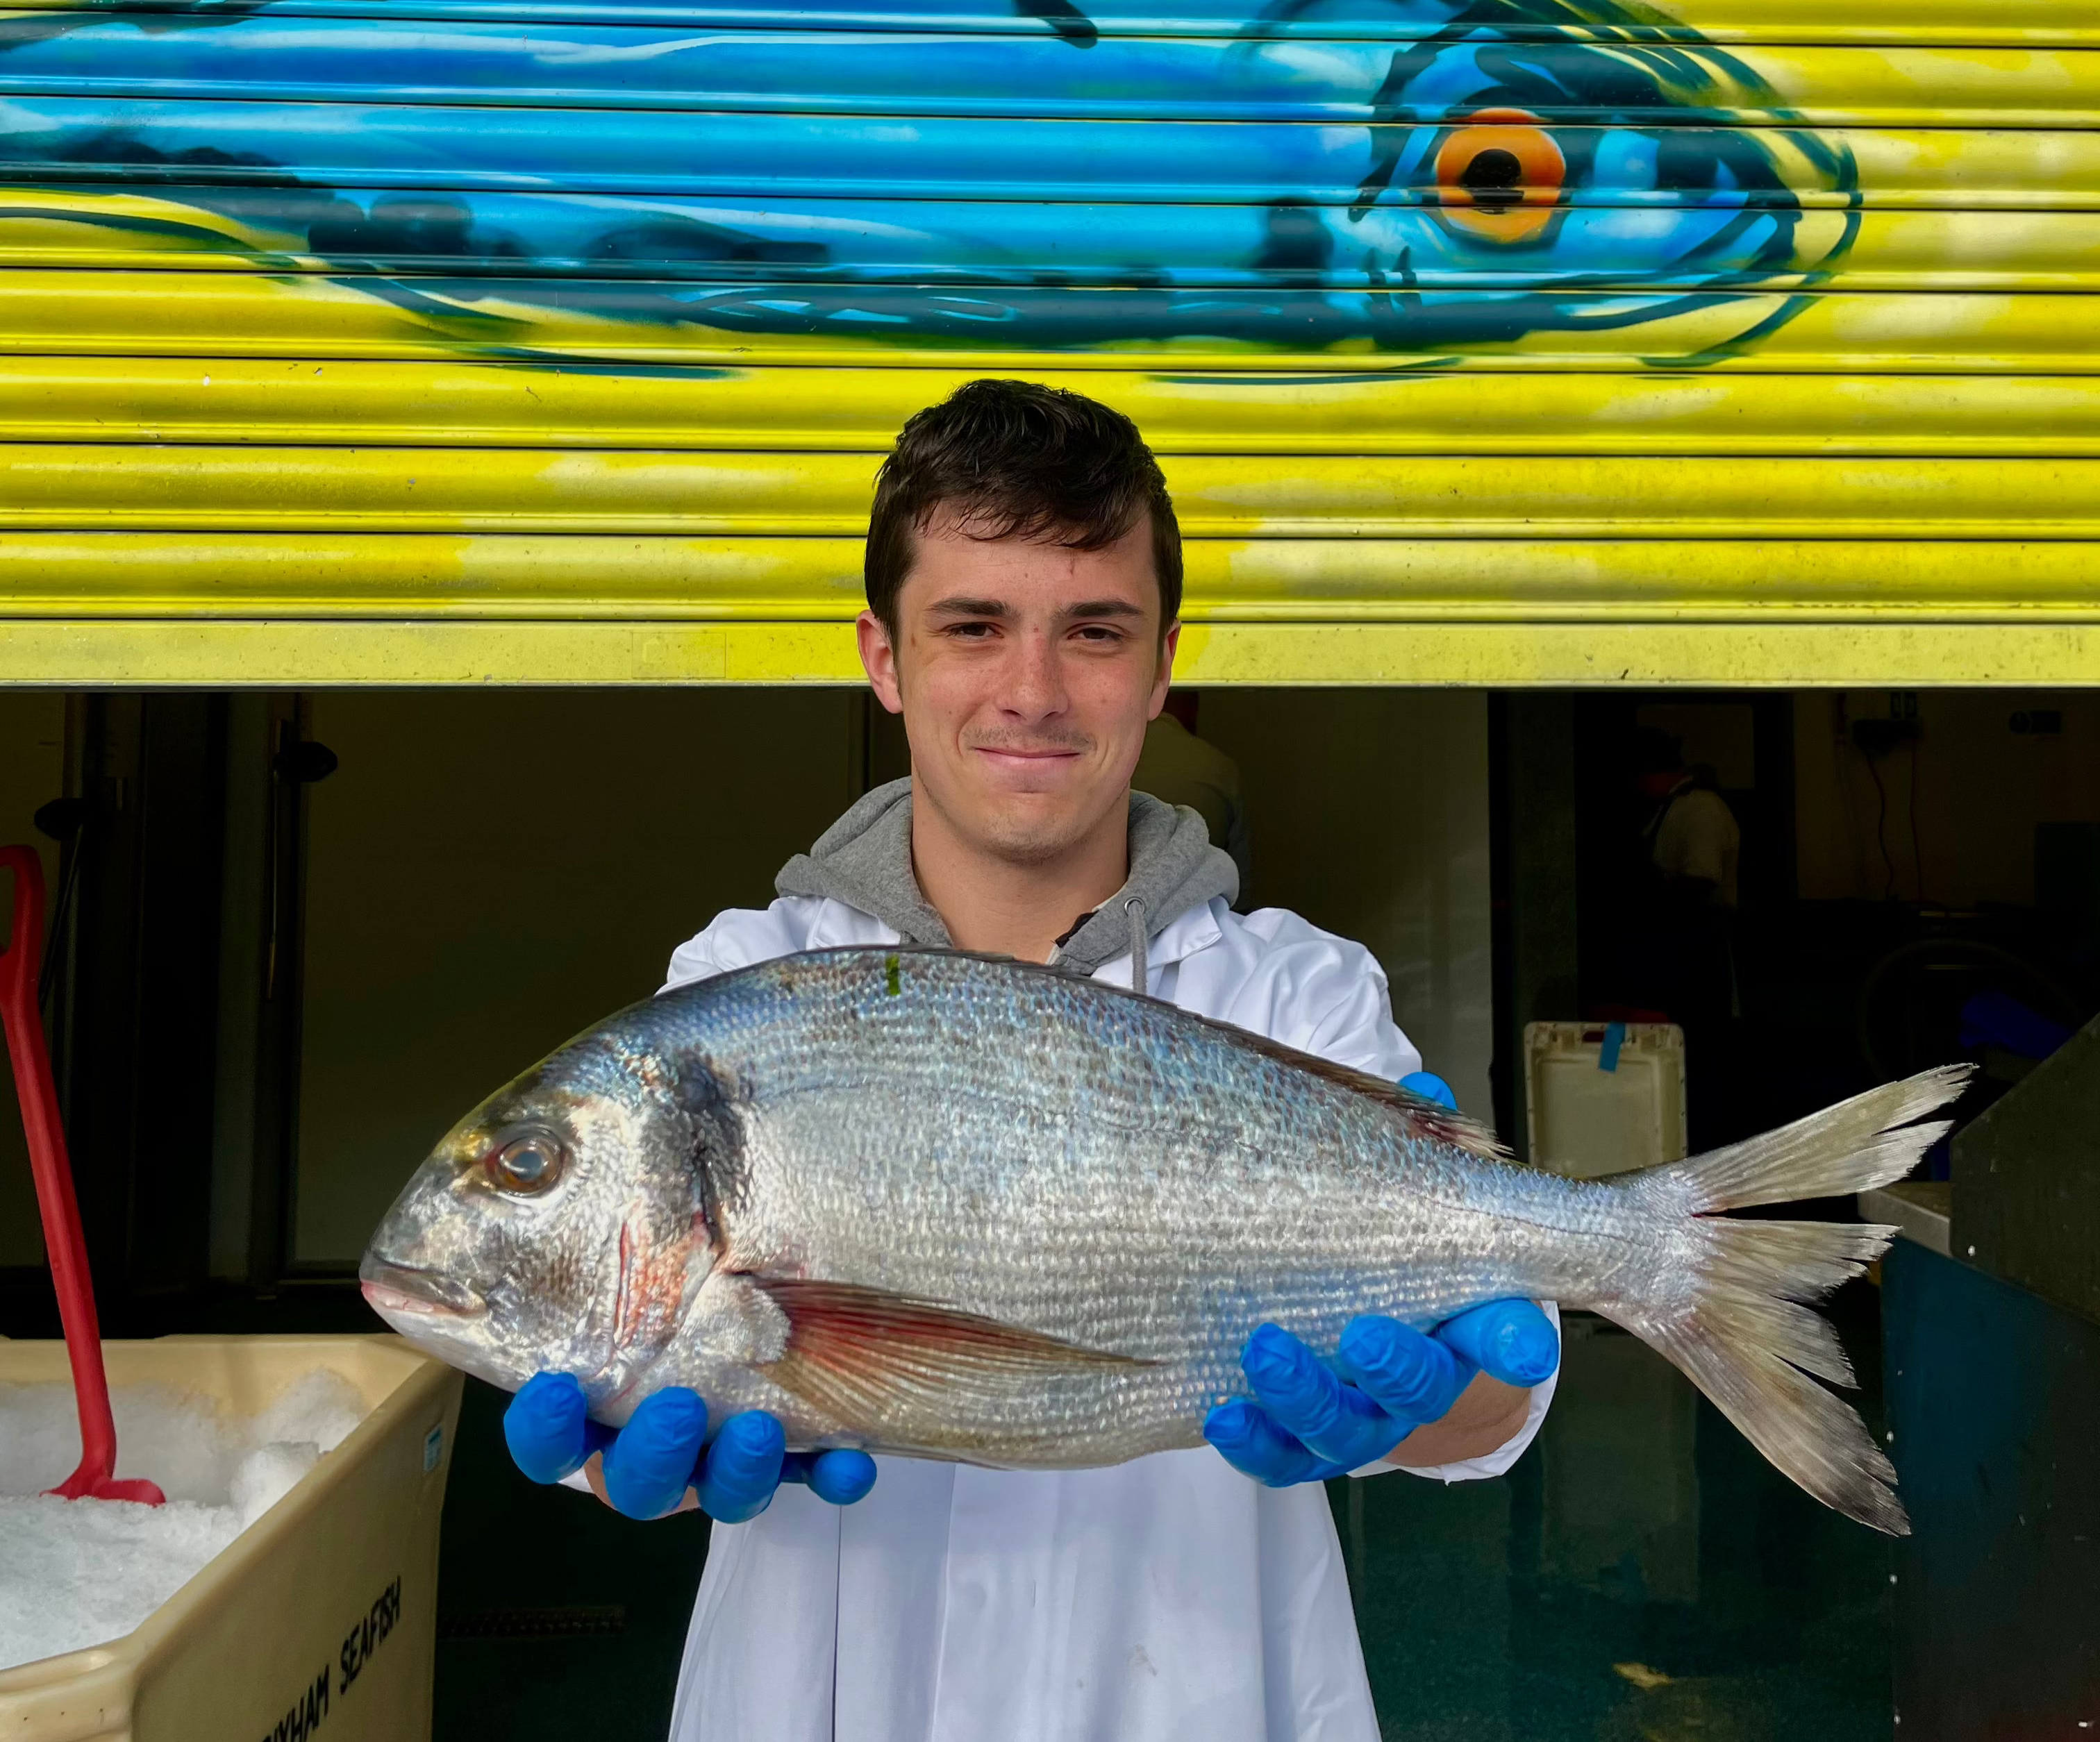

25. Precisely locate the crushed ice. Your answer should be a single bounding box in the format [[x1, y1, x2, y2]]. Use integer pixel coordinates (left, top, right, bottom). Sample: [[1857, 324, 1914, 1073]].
[[0, 1370, 367, 1673]]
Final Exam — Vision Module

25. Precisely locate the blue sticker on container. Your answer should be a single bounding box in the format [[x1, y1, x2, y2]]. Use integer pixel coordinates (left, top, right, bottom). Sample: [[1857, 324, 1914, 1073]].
[[423, 1425, 444, 1473], [1599, 1022, 1626, 1073]]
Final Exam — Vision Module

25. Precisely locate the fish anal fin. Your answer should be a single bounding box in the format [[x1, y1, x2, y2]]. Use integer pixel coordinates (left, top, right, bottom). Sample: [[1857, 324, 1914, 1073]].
[[750, 1276, 1148, 1434]]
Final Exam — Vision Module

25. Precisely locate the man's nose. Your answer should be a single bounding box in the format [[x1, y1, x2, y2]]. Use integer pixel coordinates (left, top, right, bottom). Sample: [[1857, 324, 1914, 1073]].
[[1000, 628, 1069, 719]]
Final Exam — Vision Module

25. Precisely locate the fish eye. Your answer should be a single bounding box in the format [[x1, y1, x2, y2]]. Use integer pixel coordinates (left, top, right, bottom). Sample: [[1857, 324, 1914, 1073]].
[[485, 1127, 569, 1196], [1434, 108, 1566, 244]]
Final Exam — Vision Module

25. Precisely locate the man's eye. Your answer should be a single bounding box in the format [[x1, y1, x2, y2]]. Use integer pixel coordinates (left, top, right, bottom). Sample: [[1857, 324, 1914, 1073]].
[[945, 621, 998, 639], [1074, 626, 1125, 644]]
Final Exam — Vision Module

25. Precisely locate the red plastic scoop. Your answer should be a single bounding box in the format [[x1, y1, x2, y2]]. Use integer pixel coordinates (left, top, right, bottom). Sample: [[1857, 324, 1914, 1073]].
[[1, 844, 164, 1505]]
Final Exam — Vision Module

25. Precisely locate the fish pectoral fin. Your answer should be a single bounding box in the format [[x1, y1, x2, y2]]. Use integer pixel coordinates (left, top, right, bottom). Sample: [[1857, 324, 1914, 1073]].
[[748, 1276, 1147, 1432]]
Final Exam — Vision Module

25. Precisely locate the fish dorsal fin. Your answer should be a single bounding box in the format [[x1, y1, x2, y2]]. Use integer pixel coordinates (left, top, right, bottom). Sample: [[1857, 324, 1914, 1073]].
[[1219, 1030, 1512, 1164], [751, 1277, 1149, 1432]]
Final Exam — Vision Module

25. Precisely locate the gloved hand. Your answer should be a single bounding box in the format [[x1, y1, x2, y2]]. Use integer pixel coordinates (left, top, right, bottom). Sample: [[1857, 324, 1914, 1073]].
[[1203, 1066, 1556, 1485], [1398, 1070, 1459, 1111], [1201, 1070, 1562, 1494], [504, 1373, 878, 1523], [1204, 1299, 1559, 1486]]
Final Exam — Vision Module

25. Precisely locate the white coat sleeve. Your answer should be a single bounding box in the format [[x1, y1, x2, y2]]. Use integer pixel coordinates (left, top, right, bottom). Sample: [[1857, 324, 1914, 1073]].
[[1242, 916, 1558, 1486], [660, 896, 833, 992]]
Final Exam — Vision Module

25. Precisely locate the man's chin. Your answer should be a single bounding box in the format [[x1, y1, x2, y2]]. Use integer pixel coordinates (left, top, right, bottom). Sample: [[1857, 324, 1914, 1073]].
[[958, 791, 1103, 864], [974, 811, 1094, 865]]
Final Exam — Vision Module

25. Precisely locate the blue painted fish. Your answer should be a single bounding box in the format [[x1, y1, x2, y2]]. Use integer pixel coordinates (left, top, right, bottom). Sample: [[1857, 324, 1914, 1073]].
[[0, 0, 1854, 357], [361, 948, 1959, 1533]]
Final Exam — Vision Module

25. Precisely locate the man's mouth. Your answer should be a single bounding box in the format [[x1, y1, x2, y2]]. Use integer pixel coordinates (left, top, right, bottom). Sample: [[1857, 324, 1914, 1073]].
[[358, 1257, 487, 1319], [970, 745, 1086, 765]]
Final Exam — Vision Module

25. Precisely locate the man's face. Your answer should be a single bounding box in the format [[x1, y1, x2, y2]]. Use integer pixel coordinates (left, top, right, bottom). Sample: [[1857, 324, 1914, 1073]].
[[857, 510, 1177, 865]]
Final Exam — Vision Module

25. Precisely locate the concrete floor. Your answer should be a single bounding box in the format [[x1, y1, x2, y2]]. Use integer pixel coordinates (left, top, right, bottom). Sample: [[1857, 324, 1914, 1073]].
[[432, 1288, 1894, 1741]]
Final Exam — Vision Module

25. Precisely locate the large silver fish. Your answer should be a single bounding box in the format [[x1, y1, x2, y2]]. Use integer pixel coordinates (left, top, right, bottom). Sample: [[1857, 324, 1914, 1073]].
[[360, 948, 1963, 1533]]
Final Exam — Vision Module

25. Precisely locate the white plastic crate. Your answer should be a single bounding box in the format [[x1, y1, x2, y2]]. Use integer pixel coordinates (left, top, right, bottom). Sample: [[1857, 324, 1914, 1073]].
[[1524, 1021, 1688, 1180], [0, 1335, 461, 1742]]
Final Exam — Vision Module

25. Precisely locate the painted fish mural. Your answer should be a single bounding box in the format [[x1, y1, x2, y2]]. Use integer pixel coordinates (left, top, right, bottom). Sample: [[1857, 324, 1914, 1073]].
[[0, 0, 1857, 362]]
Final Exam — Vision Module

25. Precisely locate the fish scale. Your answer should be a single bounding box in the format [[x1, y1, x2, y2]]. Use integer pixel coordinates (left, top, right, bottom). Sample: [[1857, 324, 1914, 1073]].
[[363, 946, 1967, 1531]]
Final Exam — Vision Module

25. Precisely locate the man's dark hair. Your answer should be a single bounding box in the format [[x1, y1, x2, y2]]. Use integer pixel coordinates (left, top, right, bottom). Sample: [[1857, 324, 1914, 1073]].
[[865, 378, 1182, 637]]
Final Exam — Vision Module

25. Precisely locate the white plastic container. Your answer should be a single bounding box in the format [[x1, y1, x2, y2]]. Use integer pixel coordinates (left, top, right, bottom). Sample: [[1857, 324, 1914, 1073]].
[[1523, 1020, 1688, 1179], [0, 1334, 461, 1742]]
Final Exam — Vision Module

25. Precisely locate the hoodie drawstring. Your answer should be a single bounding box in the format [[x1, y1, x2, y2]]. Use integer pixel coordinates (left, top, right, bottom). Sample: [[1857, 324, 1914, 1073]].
[[1124, 895, 1148, 996]]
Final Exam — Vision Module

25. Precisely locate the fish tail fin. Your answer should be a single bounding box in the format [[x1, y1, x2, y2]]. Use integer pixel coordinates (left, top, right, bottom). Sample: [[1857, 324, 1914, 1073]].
[[1601, 1064, 1972, 1536]]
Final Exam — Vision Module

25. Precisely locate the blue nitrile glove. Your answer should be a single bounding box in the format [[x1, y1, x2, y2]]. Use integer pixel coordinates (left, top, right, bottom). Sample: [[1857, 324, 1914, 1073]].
[[503, 1373, 878, 1522], [1203, 1300, 1560, 1486], [1398, 1070, 1458, 1111]]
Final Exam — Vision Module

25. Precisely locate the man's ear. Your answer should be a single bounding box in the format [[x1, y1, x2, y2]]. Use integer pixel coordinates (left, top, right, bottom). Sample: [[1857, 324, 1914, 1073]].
[[1147, 620, 1181, 720], [857, 610, 906, 715]]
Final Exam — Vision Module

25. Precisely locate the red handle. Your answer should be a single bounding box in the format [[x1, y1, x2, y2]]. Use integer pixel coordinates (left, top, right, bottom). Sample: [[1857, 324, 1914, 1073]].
[[1, 845, 162, 1505]]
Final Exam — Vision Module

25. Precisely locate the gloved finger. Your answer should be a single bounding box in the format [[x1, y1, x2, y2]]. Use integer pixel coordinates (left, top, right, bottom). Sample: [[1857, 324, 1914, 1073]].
[[1240, 1324, 1406, 1470], [504, 1371, 593, 1484], [1433, 1298, 1560, 1388], [695, 1411, 788, 1525], [601, 1388, 708, 1521], [1203, 1400, 1347, 1487], [1398, 1071, 1458, 1112], [781, 1448, 878, 1507], [1337, 1316, 1470, 1426]]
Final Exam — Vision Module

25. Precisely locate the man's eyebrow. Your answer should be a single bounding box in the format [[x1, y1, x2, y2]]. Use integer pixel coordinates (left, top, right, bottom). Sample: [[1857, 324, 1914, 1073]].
[[920, 595, 1147, 621]]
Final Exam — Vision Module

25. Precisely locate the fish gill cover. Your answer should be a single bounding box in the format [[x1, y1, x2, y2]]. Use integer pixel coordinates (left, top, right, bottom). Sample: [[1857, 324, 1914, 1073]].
[[0, 0, 1858, 363]]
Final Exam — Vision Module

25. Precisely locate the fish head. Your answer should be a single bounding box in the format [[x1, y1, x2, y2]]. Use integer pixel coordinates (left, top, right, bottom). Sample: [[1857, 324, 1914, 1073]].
[[1219, 6, 1860, 357], [359, 1019, 726, 1407]]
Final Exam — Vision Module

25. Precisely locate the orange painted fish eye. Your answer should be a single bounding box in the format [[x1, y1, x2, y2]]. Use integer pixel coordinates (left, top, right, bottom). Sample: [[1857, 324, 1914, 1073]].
[[1434, 108, 1565, 244]]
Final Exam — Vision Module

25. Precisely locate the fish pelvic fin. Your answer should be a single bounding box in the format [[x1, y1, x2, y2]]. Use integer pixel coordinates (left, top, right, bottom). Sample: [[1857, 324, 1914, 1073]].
[[1604, 1064, 1972, 1537], [751, 1277, 1152, 1437]]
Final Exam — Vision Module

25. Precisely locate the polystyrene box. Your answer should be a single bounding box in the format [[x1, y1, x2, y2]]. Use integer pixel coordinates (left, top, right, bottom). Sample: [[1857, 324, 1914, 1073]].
[[1524, 1021, 1688, 1179], [0, 1335, 462, 1742]]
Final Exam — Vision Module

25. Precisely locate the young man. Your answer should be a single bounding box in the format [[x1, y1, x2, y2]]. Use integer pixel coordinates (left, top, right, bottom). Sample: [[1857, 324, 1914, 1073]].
[[503, 379, 1560, 1741]]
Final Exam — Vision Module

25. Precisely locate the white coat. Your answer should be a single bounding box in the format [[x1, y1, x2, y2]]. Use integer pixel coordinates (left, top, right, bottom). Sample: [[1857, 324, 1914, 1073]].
[[658, 892, 1558, 1742]]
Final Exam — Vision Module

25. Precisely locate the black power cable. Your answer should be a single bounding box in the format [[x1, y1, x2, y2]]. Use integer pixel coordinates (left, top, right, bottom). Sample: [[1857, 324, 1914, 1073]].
[[1862, 751, 1896, 901], [31, 796, 90, 1015]]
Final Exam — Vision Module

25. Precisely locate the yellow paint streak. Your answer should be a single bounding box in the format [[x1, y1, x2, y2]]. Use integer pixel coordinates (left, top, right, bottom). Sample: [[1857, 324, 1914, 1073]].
[[6, 273, 2100, 371], [3, 621, 2095, 688], [17, 449, 2100, 538], [3, 532, 2097, 619], [11, 358, 2100, 453], [1718, 45, 2100, 126]]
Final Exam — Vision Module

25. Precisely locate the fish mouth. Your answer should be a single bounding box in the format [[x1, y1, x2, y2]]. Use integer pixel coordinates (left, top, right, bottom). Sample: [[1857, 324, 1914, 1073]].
[[358, 1257, 487, 1320]]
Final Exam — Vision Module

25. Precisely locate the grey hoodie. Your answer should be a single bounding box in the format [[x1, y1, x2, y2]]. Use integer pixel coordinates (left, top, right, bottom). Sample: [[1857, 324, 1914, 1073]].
[[774, 776, 1239, 978]]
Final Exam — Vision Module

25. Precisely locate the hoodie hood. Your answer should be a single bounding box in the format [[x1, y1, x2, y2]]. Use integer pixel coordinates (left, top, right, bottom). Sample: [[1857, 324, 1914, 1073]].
[[774, 776, 1239, 975]]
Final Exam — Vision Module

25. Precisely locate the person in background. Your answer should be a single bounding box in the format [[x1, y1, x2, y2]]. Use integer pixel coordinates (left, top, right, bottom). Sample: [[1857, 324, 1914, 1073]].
[[1133, 691, 1251, 892], [1635, 729, 1742, 1143], [502, 378, 1560, 1742], [1645, 749, 1741, 925], [1640, 732, 1740, 1019]]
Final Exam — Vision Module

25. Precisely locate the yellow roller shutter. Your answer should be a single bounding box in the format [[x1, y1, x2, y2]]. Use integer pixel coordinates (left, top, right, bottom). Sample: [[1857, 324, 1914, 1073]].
[[0, 0, 2094, 685]]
